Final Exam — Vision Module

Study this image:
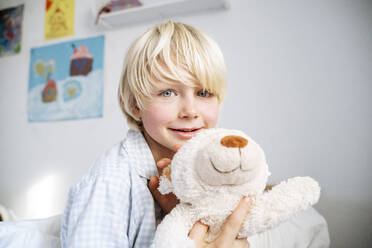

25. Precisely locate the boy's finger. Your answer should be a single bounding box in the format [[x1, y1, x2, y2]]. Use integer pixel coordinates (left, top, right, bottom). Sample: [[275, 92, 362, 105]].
[[173, 144, 182, 152], [157, 158, 171, 168], [188, 221, 208, 242], [148, 176, 169, 206], [148, 175, 160, 194], [218, 197, 252, 244]]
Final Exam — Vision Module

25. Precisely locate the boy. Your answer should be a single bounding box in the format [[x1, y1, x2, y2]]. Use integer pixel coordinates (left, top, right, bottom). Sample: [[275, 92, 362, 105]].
[[61, 21, 252, 248]]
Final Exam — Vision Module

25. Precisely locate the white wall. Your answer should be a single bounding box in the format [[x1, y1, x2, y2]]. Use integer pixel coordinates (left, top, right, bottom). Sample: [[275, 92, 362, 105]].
[[0, 0, 371, 247]]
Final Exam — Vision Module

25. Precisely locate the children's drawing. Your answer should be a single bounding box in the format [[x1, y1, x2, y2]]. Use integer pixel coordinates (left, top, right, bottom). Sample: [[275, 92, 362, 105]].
[[63, 79, 82, 101], [45, 0, 74, 40], [0, 4, 24, 57], [34, 59, 58, 103], [70, 44, 93, 76], [28, 36, 105, 122]]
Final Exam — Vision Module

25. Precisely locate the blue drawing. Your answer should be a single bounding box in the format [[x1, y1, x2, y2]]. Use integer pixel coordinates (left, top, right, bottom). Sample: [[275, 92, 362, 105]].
[[28, 35, 104, 122]]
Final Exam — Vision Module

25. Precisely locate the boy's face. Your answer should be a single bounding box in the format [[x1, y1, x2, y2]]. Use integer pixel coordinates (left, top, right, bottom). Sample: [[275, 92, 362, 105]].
[[136, 80, 219, 160]]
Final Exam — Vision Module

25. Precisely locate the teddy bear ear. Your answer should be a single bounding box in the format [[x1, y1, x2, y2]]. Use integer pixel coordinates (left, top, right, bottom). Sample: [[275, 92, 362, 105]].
[[158, 167, 174, 195]]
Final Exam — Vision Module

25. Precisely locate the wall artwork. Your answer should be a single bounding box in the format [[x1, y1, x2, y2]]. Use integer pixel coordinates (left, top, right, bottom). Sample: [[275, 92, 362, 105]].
[[28, 36, 105, 122], [45, 0, 74, 40], [0, 4, 24, 57]]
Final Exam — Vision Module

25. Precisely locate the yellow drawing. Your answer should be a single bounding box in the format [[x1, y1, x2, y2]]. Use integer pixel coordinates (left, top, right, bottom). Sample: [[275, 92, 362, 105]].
[[44, 0, 74, 40], [68, 87, 76, 98]]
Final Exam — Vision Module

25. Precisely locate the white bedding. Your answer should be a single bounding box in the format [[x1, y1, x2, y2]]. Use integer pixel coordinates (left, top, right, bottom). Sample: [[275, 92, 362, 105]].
[[248, 207, 330, 247], [0, 207, 329, 248], [0, 215, 61, 248]]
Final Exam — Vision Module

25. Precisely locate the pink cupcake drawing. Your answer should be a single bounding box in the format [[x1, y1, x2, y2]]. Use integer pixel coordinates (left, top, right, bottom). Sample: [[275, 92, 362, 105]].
[[70, 44, 93, 76], [42, 78, 57, 103]]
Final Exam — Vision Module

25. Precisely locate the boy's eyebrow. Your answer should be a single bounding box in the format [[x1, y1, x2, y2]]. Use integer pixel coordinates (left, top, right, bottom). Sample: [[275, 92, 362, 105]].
[[152, 76, 199, 88], [157, 81, 202, 89]]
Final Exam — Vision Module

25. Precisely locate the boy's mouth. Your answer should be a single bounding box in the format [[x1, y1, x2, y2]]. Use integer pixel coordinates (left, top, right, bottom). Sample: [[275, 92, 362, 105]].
[[168, 128, 202, 139], [169, 128, 201, 132]]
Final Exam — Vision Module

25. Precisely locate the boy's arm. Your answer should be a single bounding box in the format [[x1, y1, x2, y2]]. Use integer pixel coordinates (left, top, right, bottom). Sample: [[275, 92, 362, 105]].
[[61, 173, 131, 247]]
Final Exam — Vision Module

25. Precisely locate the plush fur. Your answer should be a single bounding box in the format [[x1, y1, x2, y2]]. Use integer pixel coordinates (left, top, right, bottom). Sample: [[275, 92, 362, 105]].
[[152, 128, 320, 248]]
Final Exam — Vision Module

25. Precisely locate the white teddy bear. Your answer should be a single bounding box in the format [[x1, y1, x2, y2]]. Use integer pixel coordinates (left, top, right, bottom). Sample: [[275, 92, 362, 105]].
[[152, 128, 320, 248]]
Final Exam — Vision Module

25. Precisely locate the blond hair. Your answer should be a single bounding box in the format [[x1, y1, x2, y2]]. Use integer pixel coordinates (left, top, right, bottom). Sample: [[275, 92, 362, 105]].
[[118, 21, 227, 130]]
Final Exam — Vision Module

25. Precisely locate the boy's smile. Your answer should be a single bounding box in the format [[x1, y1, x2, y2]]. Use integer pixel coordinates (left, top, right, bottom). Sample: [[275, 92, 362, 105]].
[[168, 127, 202, 139], [136, 81, 219, 161]]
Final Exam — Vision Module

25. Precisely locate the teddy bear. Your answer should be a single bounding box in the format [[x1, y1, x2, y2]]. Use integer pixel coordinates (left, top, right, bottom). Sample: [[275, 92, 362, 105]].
[[152, 128, 320, 248]]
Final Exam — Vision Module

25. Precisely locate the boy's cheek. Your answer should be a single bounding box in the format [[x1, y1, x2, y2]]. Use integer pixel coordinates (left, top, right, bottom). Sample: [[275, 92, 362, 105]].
[[200, 103, 220, 127], [206, 111, 219, 128], [142, 106, 174, 126]]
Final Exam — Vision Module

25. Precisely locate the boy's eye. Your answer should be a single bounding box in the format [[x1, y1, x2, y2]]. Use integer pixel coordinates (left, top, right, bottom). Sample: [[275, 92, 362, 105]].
[[197, 90, 212, 97], [160, 89, 175, 97]]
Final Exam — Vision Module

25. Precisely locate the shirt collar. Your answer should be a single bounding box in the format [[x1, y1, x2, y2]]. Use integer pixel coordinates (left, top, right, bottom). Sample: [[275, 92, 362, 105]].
[[123, 129, 158, 179]]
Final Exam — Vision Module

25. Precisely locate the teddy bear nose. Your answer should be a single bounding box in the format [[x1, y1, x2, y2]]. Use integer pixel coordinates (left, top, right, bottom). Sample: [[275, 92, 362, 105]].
[[221, 135, 248, 148]]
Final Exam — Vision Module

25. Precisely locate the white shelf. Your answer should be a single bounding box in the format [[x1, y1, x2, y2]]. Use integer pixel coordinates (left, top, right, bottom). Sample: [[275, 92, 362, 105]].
[[94, 0, 229, 29]]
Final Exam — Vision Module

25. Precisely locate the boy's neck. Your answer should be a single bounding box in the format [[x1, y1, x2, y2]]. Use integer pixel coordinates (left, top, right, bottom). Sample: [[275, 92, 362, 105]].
[[142, 131, 175, 167]]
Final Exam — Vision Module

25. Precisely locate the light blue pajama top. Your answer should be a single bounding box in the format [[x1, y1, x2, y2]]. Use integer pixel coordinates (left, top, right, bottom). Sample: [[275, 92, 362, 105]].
[[61, 129, 161, 248]]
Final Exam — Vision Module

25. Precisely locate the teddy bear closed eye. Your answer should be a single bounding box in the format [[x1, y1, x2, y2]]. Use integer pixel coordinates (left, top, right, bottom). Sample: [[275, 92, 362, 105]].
[[152, 128, 320, 248]]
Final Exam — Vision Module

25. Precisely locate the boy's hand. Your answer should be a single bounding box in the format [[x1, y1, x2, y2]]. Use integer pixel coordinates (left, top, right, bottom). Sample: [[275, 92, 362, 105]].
[[189, 197, 252, 248], [148, 145, 181, 214]]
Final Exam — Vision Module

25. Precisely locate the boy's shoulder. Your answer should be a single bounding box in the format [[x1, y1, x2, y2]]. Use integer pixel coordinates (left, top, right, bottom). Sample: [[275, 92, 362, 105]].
[[70, 141, 130, 193], [88, 129, 144, 175], [91, 141, 128, 173], [70, 129, 155, 193]]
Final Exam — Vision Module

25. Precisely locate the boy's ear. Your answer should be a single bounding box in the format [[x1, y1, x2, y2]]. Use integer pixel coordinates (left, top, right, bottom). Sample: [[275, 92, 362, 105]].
[[132, 105, 141, 120]]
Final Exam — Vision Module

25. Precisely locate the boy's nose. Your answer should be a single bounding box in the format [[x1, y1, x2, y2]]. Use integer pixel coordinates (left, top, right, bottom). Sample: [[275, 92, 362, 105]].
[[178, 107, 198, 119], [220, 135, 248, 148], [178, 97, 199, 119]]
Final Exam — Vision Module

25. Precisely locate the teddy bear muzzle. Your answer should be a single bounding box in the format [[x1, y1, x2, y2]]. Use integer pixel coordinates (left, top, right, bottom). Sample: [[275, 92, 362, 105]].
[[221, 135, 248, 148], [194, 134, 263, 186]]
